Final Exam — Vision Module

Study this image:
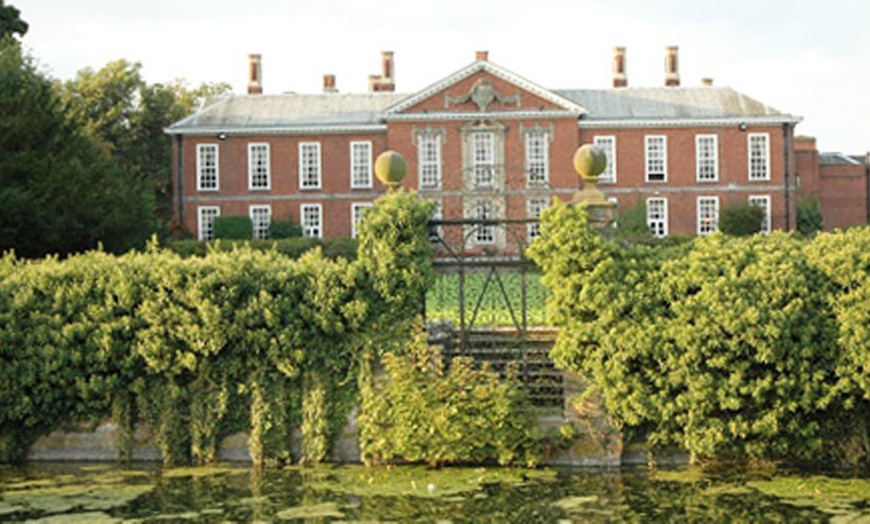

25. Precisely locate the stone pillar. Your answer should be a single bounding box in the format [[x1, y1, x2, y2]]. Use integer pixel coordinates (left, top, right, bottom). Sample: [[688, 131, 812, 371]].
[[571, 144, 617, 228]]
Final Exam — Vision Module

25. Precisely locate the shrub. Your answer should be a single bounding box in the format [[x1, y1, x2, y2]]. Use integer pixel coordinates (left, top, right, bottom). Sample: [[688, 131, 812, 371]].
[[612, 200, 654, 244], [529, 203, 858, 465], [269, 219, 302, 239], [719, 201, 764, 236], [213, 215, 253, 240], [797, 198, 824, 236], [358, 325, 540, 468]]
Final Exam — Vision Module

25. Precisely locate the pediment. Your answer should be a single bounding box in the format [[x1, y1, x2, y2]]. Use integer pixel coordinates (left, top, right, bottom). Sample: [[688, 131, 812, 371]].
[[384, 60, 585, 117]]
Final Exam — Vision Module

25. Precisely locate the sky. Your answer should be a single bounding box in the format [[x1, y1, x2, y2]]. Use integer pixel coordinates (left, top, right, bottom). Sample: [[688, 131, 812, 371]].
[[15, 0, 870, 153]]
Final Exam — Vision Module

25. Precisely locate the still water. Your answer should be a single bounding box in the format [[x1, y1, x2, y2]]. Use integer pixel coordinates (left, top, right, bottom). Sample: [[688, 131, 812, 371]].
[[2, 462, 870, 522]]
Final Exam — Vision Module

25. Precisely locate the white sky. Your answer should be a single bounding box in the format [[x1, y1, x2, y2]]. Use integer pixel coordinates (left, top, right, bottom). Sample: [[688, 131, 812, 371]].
[[16, 0, 870, 153]]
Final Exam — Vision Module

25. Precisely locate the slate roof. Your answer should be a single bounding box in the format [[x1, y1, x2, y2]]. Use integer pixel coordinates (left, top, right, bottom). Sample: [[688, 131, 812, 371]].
[[166, 61, 800, 135], [167, 93, 408, 134], [555, 87, 794, 122], [819, 152, 864, 166]]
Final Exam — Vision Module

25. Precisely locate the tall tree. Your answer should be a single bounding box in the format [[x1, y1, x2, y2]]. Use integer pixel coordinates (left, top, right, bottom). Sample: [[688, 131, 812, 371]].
[[0, 42, 153, 257], [60, 62, 231, 223], [0, 1, 27, 40]]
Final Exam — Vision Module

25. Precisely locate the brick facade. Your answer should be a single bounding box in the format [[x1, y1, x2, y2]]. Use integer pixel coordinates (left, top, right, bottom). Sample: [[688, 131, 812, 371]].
[[168, 49, 867, 242]]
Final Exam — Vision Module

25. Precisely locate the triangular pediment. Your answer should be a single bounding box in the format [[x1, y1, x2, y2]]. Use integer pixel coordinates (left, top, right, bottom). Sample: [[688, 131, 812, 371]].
[[384, 60, 586, 117]]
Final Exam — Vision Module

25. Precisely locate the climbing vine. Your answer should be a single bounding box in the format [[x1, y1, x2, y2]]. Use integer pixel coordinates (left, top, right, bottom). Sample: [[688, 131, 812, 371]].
[[0, 191, 435, 465]]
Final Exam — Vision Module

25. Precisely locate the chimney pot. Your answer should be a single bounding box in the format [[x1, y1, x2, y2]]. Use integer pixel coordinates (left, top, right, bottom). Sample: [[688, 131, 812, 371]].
[[248, 53, 263, 95], [612, 46, 627, 88], [665, 45, 680, 87], [369, 51, 396, 92], [476, 50, 489, 62], [323, 74, 337, 93]]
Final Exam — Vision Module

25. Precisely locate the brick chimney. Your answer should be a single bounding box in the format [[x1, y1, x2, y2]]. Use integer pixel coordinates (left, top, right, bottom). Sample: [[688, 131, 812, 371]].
[[369, 51, 395, 92], [323, 74, 337, 93], [612, 46, 627, 88], [476, 50, 489, 62], [248, 53, 263, 95], [665, 46, 680, 87]]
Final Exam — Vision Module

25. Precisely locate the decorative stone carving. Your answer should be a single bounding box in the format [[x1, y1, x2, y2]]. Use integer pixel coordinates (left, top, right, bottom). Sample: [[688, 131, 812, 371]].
[[445, 78, 521, 112], [411, 124, 446, 146]]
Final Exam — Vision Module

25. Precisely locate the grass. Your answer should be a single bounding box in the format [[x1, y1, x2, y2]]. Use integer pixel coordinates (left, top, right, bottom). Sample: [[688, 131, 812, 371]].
[[426, 271, 550, 328]]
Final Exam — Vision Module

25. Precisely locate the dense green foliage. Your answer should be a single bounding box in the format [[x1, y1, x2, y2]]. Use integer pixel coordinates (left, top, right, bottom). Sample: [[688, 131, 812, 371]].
[[58, 59, 231, 224], [0, 192, 434, 465], [166, 237, 357, 261], [0, 2, 26, 39], [528, 201, 870, 465], [0, 42, 155, 257], [611, 200, 655, 243], [358, 326, 541, 467], [213, 215, 254, 240], [797, 197, 824, 236], [269, 219, 303, 239], [719, 201, 764, 236]]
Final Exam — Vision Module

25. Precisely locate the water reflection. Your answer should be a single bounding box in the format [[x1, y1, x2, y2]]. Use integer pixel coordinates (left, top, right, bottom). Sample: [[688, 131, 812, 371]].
[[1, 462, 866, 522]]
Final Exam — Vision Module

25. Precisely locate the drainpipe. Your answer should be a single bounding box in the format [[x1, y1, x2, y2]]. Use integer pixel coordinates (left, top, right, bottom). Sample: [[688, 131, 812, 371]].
[[175, 134, 184, 225], [865, 153, 870, 224], [782, 123, 791, 232]]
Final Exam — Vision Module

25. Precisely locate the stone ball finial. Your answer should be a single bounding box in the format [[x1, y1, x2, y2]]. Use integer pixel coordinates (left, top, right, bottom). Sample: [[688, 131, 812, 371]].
[[374, 150, 407, 190], [573, 144, 608, 183]]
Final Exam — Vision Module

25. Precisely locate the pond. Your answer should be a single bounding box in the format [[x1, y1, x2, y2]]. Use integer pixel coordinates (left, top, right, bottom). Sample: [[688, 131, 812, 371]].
[[2, 462, 870, 522]]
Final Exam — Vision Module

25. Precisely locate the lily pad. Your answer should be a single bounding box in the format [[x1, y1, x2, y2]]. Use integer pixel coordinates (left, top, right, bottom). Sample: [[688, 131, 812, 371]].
[[276, 502, 344, 520]]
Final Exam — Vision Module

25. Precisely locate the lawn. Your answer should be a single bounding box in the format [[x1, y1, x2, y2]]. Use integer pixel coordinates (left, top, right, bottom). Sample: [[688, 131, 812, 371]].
[[425, 270, 550, 328]]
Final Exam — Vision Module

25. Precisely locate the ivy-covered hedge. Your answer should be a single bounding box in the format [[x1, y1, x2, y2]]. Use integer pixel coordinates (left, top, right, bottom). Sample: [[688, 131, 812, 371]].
[[528, 201, 870, 466], [0, 192, 434, 465]]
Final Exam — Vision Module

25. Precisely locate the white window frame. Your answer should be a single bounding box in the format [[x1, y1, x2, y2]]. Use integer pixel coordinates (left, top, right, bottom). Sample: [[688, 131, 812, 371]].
[[749, 195, 771, 234], [695, 134, 719, 182], [350, 141, 373, 189], [351, 202, 373, 239], [248, 143, 271, 190], [418, 134, 442, 189], [472, 131, 495, 188], [697, 196, 720, 236], [748, 133, 770, 181], [196, 144, 219, 191], [594, 136, 617, 184], [646, 198, 668, 238], [525, 131, 549, 186], [249, 205, 271, 240], [474, 200, 495, 244], [300, 203, 323, 239], [645, 135, 667, 182], [527, 197, 549, 241], [299, 142, 322, 190], [197, 206, 220, 241]]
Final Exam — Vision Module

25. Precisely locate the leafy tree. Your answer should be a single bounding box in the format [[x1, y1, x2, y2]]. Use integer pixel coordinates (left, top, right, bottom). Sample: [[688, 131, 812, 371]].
[[797, 197, 824, 236], [59, 62, 231, 224], [719, 201, 764, 236], [0, 41, 153, 257], [0, 1, 27, 40]]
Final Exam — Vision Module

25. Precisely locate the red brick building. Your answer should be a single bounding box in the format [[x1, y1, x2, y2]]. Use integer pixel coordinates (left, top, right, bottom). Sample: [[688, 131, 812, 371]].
[[167, 48, 868, 243]]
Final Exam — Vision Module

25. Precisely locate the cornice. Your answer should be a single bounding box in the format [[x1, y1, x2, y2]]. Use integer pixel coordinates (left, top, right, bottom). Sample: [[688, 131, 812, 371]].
[[578, 115, 803, 129], [164, 124, 388, 137]]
